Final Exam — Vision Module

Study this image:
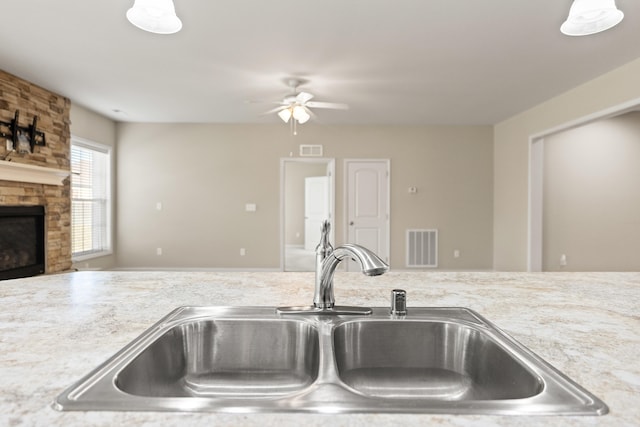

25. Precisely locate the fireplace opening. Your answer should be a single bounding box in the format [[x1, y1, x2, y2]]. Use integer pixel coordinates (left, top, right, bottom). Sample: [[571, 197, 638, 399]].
[[0, 206, 45, 281]]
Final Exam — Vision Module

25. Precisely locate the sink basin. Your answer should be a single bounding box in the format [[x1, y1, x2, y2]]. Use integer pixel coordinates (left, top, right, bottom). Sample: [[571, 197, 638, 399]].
[[53, 306, 608, 415], [116, 319, 319, 398], [334, 320, 542, 400]]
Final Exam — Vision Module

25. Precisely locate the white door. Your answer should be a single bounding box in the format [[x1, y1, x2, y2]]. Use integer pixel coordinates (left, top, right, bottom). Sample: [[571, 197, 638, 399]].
[[304, 176, 329, 251], [345, 160, 390, 270]]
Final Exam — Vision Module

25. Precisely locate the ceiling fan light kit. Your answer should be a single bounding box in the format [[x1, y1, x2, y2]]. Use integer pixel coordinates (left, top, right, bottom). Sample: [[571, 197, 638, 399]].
[[561, 0, 624, 36], [127, 0, 182, 34], [277, 105, 310, 136]]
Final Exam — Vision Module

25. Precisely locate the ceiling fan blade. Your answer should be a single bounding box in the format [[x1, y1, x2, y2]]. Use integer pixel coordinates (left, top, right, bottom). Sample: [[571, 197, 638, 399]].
[[306, 101, 349, 110], [245, 99, 284, 105], [296, 91, 314, 104], [262, 105, 287, 115]]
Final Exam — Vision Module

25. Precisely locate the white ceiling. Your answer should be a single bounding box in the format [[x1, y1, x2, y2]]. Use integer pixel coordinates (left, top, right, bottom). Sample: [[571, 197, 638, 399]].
[[2, 0, 639, 125]]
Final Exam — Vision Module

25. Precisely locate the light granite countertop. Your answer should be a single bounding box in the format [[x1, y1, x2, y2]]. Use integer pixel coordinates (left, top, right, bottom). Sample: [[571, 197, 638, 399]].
[[1, 271, 638, 426]]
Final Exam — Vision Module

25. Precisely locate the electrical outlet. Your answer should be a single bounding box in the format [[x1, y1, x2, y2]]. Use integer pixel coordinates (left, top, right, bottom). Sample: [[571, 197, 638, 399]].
[[156, 247, 162, 256], [240, 248, 246, 256], [453, 250, 460, 258]]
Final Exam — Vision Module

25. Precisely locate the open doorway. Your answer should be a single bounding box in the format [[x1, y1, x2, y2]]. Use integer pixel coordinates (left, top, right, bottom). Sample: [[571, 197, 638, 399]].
[[280, 158, 335, 271], [528, 102, 640, 271]]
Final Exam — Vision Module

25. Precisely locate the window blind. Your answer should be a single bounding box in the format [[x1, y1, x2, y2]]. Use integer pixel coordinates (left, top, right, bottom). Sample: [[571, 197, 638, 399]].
[[71, 140, 110, 257]]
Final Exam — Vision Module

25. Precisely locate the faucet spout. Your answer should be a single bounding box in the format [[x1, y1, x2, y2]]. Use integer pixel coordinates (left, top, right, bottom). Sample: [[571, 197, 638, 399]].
[[315, 243, 389, 309], [333, 244, 390, 277]]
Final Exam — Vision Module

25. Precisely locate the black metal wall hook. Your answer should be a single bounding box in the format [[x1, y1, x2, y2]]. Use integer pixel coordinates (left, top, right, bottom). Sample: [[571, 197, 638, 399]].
[[0, 110, 47, 153]]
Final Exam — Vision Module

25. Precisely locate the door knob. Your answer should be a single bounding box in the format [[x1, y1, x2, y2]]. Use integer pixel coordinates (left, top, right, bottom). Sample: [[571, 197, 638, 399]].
[[349, 221, 354, 226]]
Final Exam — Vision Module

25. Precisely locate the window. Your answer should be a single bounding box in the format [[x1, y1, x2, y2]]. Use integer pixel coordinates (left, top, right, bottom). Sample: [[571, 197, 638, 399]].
[[71, 137, 111, 259]]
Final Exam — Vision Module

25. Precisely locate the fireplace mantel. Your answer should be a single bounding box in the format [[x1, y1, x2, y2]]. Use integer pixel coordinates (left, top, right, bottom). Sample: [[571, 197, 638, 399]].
[[0, 160, 70, 186]]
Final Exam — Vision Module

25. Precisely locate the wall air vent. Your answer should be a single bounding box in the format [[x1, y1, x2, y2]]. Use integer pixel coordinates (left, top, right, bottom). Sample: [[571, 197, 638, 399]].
[[406, 229, 438, 268], [299, 144, 323, 157]]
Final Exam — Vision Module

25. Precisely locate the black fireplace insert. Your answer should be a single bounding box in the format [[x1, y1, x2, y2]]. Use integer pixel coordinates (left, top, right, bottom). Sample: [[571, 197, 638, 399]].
[[0, 206, 45, 280]]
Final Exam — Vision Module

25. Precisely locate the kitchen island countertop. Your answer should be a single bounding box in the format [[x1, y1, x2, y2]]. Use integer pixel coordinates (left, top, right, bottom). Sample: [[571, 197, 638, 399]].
[[1, 271, 638, 426]]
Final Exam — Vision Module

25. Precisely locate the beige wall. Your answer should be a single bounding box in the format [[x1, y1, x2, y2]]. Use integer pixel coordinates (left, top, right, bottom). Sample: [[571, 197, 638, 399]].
[[69, 103, 117, 270], [116, 123, 493, 270], [494, 57, 640, 271], [543, 112, 640, 271]]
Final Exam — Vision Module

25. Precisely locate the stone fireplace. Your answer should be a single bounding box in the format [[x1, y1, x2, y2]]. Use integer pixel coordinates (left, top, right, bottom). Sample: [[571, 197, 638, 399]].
[[0, 69, 72, 275]]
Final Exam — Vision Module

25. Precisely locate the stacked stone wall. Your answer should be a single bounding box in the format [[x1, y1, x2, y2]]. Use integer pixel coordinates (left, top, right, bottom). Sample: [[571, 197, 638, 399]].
[[0, 69, 72, 273]]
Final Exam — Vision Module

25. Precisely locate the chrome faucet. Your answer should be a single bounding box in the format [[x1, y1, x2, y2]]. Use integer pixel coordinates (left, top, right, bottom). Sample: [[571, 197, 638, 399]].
[[315, 243, 389, 309], [279, 220, 389, 315]]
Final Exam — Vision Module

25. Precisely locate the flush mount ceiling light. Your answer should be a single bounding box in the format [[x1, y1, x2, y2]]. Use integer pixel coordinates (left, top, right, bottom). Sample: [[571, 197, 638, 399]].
[[561, 0, 624, 36], [126, 0, 182, 34]]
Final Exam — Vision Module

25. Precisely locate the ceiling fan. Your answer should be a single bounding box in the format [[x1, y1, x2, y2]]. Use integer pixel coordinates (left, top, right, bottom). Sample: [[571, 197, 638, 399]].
[[265, 79, 348, 133]]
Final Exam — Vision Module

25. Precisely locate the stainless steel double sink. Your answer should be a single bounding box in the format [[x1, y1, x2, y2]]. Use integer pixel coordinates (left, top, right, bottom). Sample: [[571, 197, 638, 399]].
[[53, 306, 608, 415]]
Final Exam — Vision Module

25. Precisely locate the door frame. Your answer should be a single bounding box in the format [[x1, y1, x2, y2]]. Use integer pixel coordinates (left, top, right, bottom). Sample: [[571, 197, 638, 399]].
[[280, 157, 335, 271], [343, 158, 391, 266]]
